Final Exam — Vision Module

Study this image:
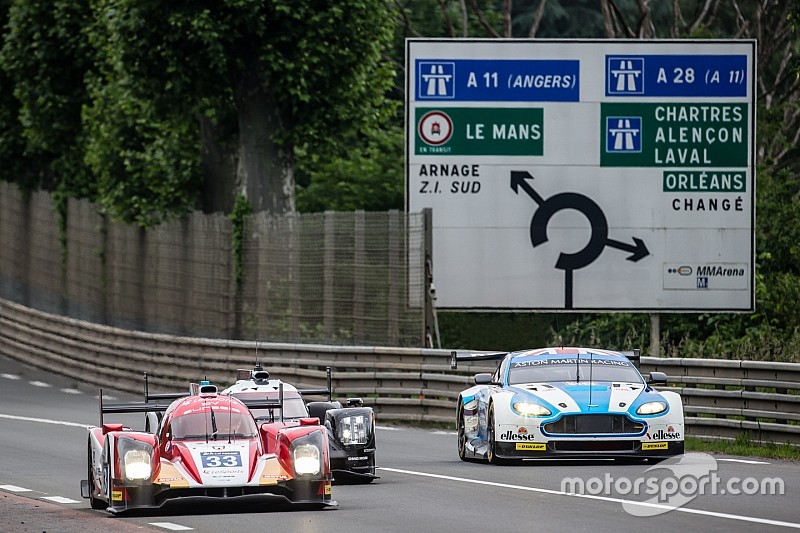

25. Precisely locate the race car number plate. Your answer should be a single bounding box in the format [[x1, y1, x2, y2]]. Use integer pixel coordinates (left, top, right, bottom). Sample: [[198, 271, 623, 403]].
[[201, 451, 243, 468]]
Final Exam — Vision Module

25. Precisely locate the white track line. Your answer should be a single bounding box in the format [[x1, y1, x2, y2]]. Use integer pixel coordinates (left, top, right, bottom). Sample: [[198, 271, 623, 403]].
[[0, 413, 90, 429], [149, 523, 194, 531], [1, 373, 20, 380], [717, 458, 770, 465], [0, 484, 31, 492], [380, 467, 800, 529], [41, 496, 80, 504]]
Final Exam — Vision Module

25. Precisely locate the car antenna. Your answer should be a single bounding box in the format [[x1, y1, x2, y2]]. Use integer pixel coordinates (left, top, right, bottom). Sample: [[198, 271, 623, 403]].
[[204, 399, 210, 444], [588, 351, 594, 410], [228, 395, 233, 444]]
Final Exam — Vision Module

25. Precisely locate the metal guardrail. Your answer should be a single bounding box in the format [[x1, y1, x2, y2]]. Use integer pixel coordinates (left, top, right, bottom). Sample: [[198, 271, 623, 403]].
[[1, 297, 798, 445]]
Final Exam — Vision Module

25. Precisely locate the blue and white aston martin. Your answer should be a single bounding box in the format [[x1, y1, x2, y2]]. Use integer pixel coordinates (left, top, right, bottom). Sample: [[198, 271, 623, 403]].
[[453, 347, 684, 463]]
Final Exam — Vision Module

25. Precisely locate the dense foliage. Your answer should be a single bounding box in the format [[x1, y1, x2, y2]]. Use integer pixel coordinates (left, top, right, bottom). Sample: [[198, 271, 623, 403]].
[[0, 0, 396, 225]]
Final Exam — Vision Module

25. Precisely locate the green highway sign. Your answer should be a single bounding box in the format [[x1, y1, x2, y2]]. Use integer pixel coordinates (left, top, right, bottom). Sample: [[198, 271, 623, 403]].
[[600, 103, 748, 167], [415, 107, 544, 156]]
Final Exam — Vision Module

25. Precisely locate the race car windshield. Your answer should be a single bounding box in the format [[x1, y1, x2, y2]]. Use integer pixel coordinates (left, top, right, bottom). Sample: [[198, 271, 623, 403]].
[[170, 412, 257, 440], [508, 358, 644, 385]]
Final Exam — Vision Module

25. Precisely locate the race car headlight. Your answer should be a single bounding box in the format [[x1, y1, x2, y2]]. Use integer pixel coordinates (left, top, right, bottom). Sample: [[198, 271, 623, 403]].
[[293, 443, 321, 476], [512, 402, 551, 417], [338, 414, 369, 445], [637, 401, 667, 415], [118, 438, 153, 482], [291, 430, 325, 477], [124, 449, 152, 480]]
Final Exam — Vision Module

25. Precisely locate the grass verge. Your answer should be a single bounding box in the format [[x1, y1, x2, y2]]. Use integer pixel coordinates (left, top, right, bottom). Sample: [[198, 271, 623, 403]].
[[686, 435, 800, 462]]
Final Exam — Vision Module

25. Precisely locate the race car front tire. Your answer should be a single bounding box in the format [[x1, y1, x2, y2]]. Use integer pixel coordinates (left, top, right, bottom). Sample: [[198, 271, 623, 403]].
[[486, 403, 507, 465], [87, 439, 105, 510], [457, 401, 468, 462]]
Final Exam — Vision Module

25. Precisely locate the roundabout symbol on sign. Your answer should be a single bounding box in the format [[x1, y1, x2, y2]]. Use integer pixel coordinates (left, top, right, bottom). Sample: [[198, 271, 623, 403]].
[[511, 170, 649, 309], [418, 111, 453, 146]]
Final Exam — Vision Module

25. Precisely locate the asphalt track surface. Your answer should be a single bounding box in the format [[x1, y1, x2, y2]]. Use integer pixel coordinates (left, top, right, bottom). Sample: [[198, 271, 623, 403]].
[[0, 354, 798, 532]]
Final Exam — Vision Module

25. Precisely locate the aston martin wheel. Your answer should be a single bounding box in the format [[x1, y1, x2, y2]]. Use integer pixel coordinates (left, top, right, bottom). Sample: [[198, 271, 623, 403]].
[[486, 403, 500, 464], [457, 402, 468, 461], [87, 441, 105, 510]]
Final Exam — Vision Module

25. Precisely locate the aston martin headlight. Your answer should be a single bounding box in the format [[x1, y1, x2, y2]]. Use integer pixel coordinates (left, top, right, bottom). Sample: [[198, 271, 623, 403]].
[[293, 443, 321, 476], [637, 401, 667, 415], [338, 414, 369, 445], [118, 438, 153, 482], [512, 402, 551, 417]]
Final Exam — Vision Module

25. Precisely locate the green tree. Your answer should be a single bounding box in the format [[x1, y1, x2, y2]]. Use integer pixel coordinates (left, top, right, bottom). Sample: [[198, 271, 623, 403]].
[[83, 0, 396, 224], [0, 0, 95, 197]]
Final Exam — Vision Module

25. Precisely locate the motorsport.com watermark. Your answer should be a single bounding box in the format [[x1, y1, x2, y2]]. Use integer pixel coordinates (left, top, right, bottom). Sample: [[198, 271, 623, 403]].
[[560, 453, 784, 517]]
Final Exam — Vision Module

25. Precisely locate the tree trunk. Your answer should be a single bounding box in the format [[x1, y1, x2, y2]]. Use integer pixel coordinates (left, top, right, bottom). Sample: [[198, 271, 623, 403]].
[[200, 116, 238, 214], [233, 71, 295, 215]]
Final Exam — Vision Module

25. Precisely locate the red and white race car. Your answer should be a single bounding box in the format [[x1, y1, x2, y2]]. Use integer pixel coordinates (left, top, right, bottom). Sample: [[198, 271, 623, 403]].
[[81, 380, 335, 513]]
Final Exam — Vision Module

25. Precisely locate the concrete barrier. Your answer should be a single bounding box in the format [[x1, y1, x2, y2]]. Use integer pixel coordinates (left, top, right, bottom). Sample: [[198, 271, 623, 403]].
[[2, 298, 798, 444]]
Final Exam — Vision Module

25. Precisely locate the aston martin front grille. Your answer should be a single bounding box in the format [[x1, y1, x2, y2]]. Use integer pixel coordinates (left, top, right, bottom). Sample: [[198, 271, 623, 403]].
[[543, 415, 644, 435]]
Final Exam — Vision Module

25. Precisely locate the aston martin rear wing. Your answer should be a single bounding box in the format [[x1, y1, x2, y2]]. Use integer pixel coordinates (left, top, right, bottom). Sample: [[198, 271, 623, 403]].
[[622, 349, 641, 368], [450, 350, 508, 370]]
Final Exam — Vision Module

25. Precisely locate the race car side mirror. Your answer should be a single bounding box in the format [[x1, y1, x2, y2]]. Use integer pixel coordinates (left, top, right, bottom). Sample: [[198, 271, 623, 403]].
[[473, 373, 494, 385], [647, 371, 668, 385]]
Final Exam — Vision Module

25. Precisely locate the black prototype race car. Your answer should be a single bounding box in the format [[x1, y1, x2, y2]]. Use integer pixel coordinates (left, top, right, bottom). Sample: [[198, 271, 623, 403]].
[[221, 365, 378, 484]]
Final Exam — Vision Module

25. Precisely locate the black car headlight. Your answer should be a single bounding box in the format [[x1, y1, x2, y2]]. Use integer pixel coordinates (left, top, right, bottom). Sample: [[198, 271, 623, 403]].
[[118, 437, 154, 482], [337, 414, 371, 445], [292, 430, 325, 477]]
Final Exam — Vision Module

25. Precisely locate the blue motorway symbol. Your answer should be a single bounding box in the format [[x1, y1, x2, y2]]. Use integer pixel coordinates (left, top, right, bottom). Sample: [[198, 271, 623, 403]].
[[606, 116, 642, 153], [417, 62, 456, 99], [607, 57, 645, 95]]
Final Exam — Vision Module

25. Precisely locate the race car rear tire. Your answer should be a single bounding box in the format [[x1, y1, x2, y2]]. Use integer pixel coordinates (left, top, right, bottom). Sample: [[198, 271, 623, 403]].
[[457, 402, 468, 461], [87, 440, 105, 510]]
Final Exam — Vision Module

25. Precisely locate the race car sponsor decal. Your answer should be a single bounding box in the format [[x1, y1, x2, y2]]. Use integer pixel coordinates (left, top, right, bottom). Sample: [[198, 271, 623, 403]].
[[157, 462, 190, 487], [201, 451, 242, 468], [500, 430, 536, 441], [347, 456, 368, 462], [642, 441, 669, 450], [516, 442, 546, 451], [324, 482, 332, 495], [647, 427, 681, 440], [513, 358, 630, 367], [111, 490, 123, 501], [259, 457, 291, 485]]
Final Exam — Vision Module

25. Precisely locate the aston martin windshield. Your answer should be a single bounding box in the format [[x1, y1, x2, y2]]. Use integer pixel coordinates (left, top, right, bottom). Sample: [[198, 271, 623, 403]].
[[508, 356, 644, 385]]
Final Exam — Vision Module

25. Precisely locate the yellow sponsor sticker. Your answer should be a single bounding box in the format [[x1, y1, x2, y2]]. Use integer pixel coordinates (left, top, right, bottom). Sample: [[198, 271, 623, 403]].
[[111, 490, 123, 501], [324, 482, 332, 495], [642, 441, 669, 450], [516, 442, 546, 451]]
